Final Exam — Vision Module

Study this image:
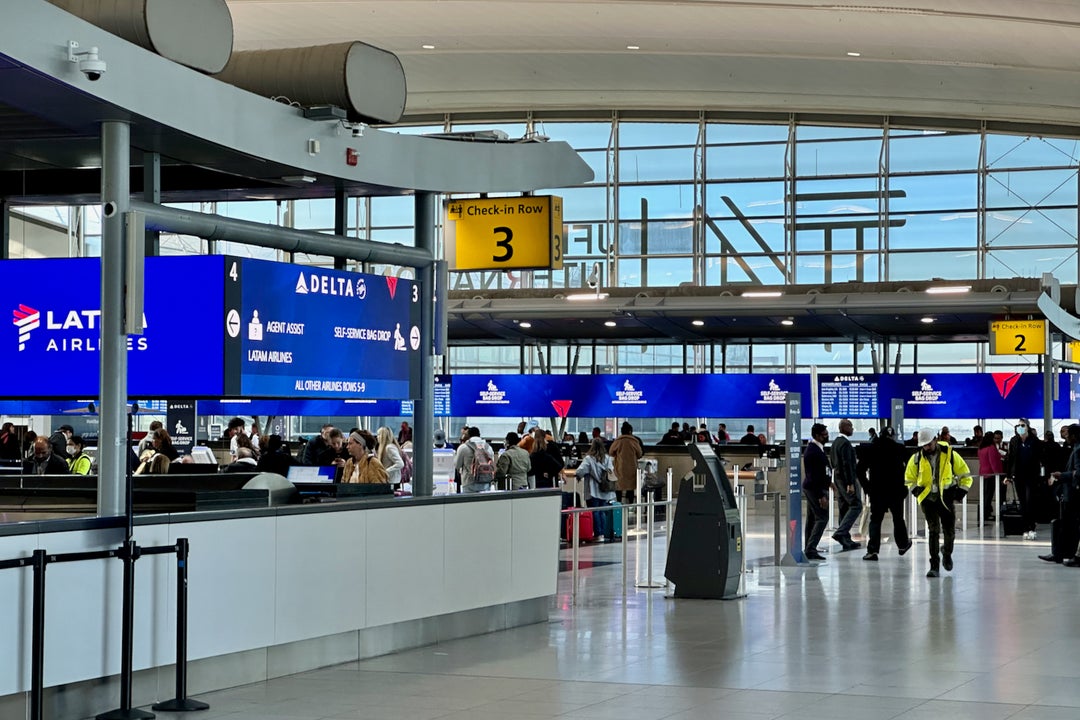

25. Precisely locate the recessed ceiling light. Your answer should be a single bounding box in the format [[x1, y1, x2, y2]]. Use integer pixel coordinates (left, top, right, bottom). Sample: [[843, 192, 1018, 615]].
[[604, 321, 617, 327], [925, 285, 971, 294], [781, 318, 794, 326], [691, 320, 705, 327], [741, 291, 782, 298], [566, 293, 609, 301], [421, 44, 435, 50], [519, 321, 532, 329], [920, 316, 935, 324], [847, 51, 861, 57], [627, 44, 640, 50]]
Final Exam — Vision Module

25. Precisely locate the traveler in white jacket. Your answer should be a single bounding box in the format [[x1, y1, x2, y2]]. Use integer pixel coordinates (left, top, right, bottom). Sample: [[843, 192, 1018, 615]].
[[376, 426, 405, 485]]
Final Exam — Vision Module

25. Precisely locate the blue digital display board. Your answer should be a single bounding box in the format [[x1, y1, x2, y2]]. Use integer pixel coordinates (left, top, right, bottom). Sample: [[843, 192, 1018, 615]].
[[226, 258, 421, 399], [878, 372, 1068, 421], [449, 374, 811, 419], [197, 399, 412, 417], [1, 257, 224, 397], [2, 257, 419, 401], [819, 374, 880, 419]]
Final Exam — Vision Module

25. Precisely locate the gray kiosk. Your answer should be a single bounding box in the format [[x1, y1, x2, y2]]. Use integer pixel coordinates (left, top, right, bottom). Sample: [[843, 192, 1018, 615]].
[[664, 442, 743, 599]]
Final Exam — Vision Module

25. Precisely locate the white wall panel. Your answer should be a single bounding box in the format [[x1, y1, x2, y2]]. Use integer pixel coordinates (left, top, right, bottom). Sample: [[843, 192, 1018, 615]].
[[365, 504, 444, 627], [0, 535, 35, 696], [169, 518, 276, 661], [511, 496, 561, 602], [443, 501, 513, 612], [274, 512, 366, 645]]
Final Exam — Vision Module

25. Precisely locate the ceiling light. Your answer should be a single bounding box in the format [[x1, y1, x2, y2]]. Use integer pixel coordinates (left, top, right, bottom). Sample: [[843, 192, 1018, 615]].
[[847, 51, 861, 57], [781, 318, 795, 326], [567, 292, 609, 301], [741, 291, 782, 298], [926, 285, 971, 294], [691, 320, 705, 327], [604, 321, 617, 327], [921, 316, 935, 324], [421, 44, 435, 49], [518, 321, 532, 329], [626, 44, 640, 50]]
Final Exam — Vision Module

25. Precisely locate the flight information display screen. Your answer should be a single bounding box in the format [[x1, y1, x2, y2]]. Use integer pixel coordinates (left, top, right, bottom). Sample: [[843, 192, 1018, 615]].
[[224, 258, 421, 399]]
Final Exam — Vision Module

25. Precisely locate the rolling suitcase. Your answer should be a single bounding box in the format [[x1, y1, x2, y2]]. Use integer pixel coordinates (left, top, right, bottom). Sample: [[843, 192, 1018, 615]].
[[563, 508, 594, 543], [609, 501, 623, 537], [1000, 483, 1025, 537]]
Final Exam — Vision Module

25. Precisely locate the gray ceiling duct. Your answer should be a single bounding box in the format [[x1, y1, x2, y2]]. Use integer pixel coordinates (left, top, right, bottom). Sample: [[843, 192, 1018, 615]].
[[48, 0, 233, 73], [215, 41, 407, 125]]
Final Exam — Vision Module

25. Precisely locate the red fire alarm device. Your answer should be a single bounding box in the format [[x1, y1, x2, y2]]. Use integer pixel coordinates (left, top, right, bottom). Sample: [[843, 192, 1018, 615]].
[[346, 148, 359, 166]]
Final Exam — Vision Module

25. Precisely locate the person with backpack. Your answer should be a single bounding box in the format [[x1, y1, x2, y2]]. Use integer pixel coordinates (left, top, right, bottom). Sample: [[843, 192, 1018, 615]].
[[496, 431, 531, 490], [455, 426, 496, 493], [576, 437, 618, 541]]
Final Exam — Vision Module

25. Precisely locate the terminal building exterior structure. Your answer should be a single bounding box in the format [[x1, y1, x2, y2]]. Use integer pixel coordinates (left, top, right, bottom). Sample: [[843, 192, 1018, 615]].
[[6, 2, 1080, 719]]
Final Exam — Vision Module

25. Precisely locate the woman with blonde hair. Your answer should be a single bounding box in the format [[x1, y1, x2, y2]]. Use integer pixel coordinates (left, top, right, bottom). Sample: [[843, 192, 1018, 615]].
[[376, 426, 405, 485]]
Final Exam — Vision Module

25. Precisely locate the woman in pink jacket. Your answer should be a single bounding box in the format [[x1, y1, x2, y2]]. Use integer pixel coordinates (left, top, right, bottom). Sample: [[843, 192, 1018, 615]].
[[978, 433, 1005, 522]]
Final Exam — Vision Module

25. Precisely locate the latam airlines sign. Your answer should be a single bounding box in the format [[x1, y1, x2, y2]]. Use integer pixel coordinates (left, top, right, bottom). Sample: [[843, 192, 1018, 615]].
[[2, 257, 223, 397]]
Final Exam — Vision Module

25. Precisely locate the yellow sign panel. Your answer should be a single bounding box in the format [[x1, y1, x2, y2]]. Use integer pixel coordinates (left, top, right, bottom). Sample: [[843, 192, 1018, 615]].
[[1070, 341, 1080, 364], [989, 320, 1046, 355], [444, 196, 563, 271]]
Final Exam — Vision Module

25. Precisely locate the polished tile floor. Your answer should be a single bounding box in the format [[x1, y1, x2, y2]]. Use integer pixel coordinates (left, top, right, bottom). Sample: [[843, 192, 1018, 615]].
[[147, 510, 1080, 720]]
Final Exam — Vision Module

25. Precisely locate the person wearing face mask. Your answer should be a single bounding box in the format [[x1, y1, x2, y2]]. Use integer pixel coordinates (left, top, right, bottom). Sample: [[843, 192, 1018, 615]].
[[905, 427, 972, 578], [1007, 418, 1043, 540], [66, 435, 92, 475]]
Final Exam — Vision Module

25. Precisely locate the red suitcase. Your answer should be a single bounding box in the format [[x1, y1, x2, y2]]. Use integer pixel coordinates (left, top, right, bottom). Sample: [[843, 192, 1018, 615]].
[[563, 509, 594, 542]]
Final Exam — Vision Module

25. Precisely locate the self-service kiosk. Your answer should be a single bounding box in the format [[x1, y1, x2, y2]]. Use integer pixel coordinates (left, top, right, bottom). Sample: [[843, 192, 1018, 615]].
[[664, 442, 743, 600]]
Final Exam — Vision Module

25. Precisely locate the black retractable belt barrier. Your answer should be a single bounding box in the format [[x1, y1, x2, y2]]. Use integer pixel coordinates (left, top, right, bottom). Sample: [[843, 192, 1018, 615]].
[[151, 538, 209, 712]]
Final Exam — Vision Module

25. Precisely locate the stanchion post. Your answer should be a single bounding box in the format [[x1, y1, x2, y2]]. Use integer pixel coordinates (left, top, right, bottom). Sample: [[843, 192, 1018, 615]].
[[646, 491, 655, 587], [152, 538, 208, 712], [571, 509, 580, 605], [773, 492, 782, 567], [621, 503, 628, 594], [96, 540, 153, 720], [30, 549, 46, 720]]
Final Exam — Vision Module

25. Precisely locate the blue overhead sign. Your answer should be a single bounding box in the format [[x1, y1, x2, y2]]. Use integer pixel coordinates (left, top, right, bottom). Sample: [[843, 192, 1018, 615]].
[[878, 372, 1067, 421], [2, 257, 420, 401], [2, 257, 224, 397], [449, 374, 811, 418], [226, 258, 421, 399]]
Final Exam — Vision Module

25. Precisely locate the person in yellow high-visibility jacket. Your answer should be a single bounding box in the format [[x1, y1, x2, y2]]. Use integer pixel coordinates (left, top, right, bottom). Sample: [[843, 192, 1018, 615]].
[[905, 427, 973, 578]]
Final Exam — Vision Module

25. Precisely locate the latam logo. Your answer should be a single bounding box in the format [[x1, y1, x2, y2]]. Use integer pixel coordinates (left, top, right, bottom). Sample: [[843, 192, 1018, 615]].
[[294, 272, 365, 299], [12, 304, 40, 351]]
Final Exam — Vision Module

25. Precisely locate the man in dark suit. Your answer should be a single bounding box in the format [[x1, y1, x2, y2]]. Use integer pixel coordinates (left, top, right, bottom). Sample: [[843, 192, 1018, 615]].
[[802, 423, 831, 562], [23, 437, 69, 475]]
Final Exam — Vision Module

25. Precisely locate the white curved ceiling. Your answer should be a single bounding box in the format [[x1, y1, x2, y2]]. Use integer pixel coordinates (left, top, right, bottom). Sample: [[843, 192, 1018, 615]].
[[227, 0, 1080, 126]]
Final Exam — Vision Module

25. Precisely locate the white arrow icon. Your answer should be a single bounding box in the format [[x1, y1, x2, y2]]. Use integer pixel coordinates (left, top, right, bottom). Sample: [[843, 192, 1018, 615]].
[[226, 309, 241, 338]]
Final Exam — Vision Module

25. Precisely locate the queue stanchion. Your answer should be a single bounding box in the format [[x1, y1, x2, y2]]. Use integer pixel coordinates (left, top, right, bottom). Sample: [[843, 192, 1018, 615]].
[[773, 492, 782, 567], [30, 549, 46, 720], [152, 538, 209, 712], [621, 502, 629, 595], [828, 488, 835, 538], [97, 540, 153, 720], [571, 508, 580, 605]]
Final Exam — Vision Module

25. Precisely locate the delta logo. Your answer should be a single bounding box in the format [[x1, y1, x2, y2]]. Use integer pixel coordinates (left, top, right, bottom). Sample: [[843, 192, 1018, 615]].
[[294, 271, 366, 299], [10, 305, 149, 353], [991, 372, 1022, 399]]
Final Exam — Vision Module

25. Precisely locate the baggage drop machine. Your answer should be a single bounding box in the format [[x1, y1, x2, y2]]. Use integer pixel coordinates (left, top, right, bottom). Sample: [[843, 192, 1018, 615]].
[[664, 442, 743, 600]]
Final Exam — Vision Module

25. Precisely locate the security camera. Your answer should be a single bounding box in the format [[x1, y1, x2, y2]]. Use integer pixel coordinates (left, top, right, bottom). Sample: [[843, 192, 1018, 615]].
[[68, 41, 106, 81], [586, 262, 601, 289], [351, 123, 366, 138]]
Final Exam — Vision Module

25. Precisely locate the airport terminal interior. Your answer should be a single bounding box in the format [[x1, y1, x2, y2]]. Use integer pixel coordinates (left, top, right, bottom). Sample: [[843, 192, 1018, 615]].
[[7, 1, 1080, 719]]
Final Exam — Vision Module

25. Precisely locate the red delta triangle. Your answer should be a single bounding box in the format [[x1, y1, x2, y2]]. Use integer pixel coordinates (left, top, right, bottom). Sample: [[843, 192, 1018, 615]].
[[991, 372, 1022, 399], [385, 276, 399, 299], [551, 400, 573, 418]]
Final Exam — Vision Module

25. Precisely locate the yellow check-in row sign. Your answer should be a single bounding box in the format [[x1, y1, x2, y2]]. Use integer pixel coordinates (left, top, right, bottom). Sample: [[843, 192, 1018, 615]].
[[989, 320, 1046, 355], [444, 196, 563, 271]]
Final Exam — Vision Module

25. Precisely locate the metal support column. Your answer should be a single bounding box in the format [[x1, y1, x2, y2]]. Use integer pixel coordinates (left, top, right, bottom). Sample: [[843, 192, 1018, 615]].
[[413, 192, 436, 496], [142, 151, 160, 257], [99, 121, 130, 518], [334, 184, 347, 270], [1, 198, 10, 259]]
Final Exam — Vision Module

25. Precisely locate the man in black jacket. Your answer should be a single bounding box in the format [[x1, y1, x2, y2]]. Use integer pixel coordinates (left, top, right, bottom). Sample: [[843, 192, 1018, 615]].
[[802, 423, 831, 562], [49, 424, 74, 460], [23, 437, 69, 475], [860, 426, 912, 561], [829, 418, 862, 551]]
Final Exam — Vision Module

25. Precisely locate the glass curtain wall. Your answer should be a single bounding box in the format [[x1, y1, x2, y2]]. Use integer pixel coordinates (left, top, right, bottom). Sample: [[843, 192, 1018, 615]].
[[10, 114, 1078, 376]]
